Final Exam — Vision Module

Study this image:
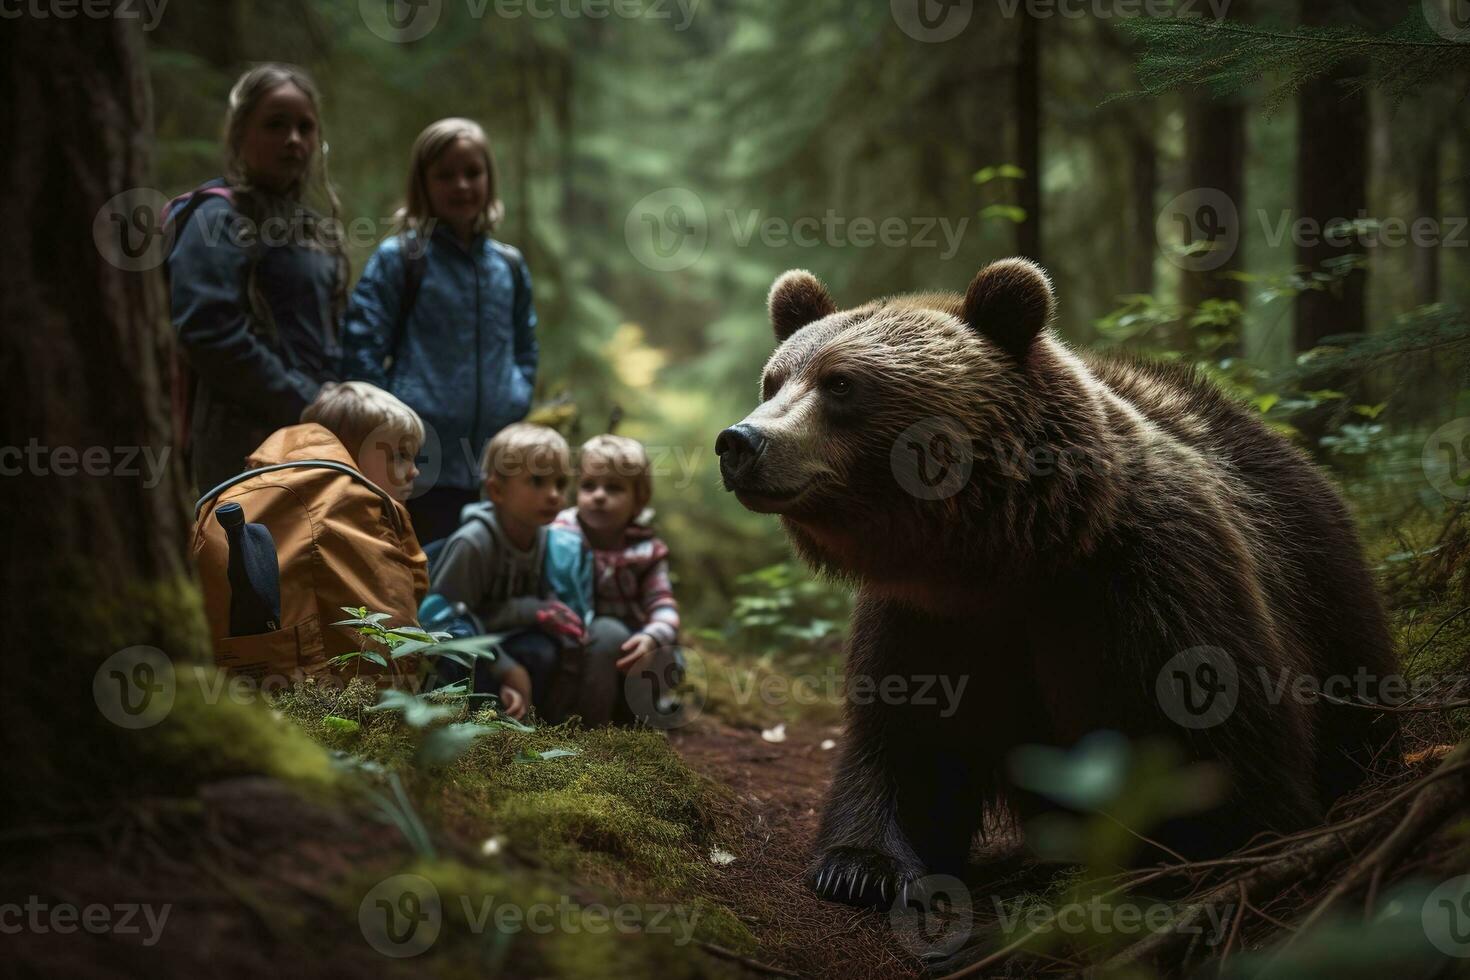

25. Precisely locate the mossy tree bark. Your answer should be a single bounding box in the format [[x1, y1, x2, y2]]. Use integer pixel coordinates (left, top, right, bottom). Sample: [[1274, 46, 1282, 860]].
[[0, 9, 206, 815]]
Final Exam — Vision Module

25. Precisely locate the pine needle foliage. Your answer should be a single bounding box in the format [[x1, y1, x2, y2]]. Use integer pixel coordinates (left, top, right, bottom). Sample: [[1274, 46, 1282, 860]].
[[1113, 10, 1470, 111]]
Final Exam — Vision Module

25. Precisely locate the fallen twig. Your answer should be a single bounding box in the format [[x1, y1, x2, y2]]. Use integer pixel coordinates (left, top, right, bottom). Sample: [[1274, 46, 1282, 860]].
[[938, 745, 1470, 978], [1285, 743, 1470, 944], [696, 939, 803, 978]]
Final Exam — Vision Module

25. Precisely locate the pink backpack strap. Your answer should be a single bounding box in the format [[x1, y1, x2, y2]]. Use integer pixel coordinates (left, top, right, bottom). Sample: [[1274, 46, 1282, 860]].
[[162, 183, 234, 226]]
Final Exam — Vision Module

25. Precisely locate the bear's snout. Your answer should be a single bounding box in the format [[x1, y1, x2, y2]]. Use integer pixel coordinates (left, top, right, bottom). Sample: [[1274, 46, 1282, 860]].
[[715, 423, 767, 489]]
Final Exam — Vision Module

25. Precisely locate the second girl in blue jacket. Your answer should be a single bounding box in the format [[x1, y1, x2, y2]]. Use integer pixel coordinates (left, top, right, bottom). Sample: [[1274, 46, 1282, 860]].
[[342, 118, 538, 543]]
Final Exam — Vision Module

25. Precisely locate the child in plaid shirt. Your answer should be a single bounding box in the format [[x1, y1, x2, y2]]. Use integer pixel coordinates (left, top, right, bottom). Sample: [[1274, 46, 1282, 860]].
[[553, 434, 682, 724]]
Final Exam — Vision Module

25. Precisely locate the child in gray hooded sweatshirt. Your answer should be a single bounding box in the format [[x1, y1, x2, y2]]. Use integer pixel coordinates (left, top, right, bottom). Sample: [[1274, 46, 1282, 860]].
[[428, 424, 593, 721]]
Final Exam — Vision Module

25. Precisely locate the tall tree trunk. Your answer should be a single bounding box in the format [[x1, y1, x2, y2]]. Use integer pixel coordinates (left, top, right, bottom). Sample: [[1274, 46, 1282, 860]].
[[1181, 0, 1247, 358], [1180, 97, 1246, 313], [1295, 0, 1369, 351], [1127, 121, 1157, 296], [1015, 11, 1041, 262], [1, 10, 204, 813], [1414, 130, 1441, 307], [559, 21, 611, 298], [515, 48, 534, 260]]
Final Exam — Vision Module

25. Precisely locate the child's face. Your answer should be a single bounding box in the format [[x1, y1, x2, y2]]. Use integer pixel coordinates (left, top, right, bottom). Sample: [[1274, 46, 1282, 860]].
[[426, 137, 489, 235], [577, 466, 640, 540], [238, 83, 318, 195], [487, 468, 568, 528], [356, 437, 420, 503]]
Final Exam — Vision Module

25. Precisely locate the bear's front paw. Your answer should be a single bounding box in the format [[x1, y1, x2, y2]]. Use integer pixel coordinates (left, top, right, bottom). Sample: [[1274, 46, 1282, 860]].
[[808, 847, 925, 908]]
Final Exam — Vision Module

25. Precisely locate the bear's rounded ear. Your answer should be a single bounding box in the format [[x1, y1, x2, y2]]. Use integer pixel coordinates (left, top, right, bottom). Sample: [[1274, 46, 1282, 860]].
[[961, 258, 1055, 359], [768, 269, 837, 343]]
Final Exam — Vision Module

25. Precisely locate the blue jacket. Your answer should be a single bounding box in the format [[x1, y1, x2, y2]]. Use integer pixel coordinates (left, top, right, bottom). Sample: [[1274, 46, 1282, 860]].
[[169, 188, 342, 491], [341, 226, 538, 493]]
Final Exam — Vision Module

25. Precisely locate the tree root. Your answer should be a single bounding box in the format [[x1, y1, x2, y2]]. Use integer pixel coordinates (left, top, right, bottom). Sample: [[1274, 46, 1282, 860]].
[[1101, 743, 1470, 975], [933, 744, 1470, 979]]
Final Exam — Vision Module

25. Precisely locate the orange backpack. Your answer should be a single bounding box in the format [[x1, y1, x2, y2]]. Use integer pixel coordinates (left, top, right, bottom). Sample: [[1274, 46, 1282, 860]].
[[190, 424, 429, 686]]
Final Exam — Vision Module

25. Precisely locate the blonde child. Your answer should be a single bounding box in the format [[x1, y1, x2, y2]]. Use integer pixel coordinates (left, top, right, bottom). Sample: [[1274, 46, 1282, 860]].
[[554, 435, 681, 725], [428, 424, 594, 720], [192, 381, 429, 679], [341, 118, 537, 545], [299, 381, 422, 502]]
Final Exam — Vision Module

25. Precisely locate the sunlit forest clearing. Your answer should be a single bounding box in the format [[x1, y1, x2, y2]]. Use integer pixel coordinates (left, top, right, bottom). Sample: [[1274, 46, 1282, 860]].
[[8, 1, 1470, 978]]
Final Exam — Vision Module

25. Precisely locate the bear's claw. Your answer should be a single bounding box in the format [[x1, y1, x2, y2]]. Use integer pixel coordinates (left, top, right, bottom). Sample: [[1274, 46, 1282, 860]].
[[808, 847, 922, 909]]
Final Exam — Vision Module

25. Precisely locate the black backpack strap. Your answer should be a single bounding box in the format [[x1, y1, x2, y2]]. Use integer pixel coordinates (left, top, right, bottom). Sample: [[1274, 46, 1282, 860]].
[[387, 233, 429, 369], [195, 459, 403, 535], [162, 178, 232, 271], [164, 179, 273, 335], [490, 240, 527, 308]]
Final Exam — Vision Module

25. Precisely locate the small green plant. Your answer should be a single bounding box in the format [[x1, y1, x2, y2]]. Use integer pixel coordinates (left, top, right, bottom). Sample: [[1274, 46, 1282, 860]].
[[319, 607, 516, 857], [368, 681, 550, 765], [352, 684, 582, 857], [974, 162, 1028, 227], [328, 605, 501, 675], [1093, 282, 1394, 449], [1094, 293, 1251, 369], [722, 561, 850, 657]]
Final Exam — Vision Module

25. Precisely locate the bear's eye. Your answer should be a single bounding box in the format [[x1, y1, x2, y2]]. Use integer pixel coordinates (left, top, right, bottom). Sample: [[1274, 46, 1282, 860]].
[[823, 374, 853, 398]]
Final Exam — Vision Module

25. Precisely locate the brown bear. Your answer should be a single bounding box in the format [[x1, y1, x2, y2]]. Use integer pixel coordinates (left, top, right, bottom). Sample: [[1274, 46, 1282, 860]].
[[716, 258, 1400, 907]]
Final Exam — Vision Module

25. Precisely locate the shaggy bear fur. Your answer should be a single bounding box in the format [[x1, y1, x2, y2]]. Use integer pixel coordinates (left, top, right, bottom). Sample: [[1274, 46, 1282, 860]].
[[716, 258, 1400, 907]]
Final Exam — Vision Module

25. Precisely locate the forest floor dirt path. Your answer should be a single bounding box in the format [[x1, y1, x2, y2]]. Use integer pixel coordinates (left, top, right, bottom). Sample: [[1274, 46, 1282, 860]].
[[669, 720, 927, 980]]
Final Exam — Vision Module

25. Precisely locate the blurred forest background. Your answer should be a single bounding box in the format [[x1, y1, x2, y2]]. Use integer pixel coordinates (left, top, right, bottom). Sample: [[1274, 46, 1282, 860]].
[[148, 0, 1470, 645]]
